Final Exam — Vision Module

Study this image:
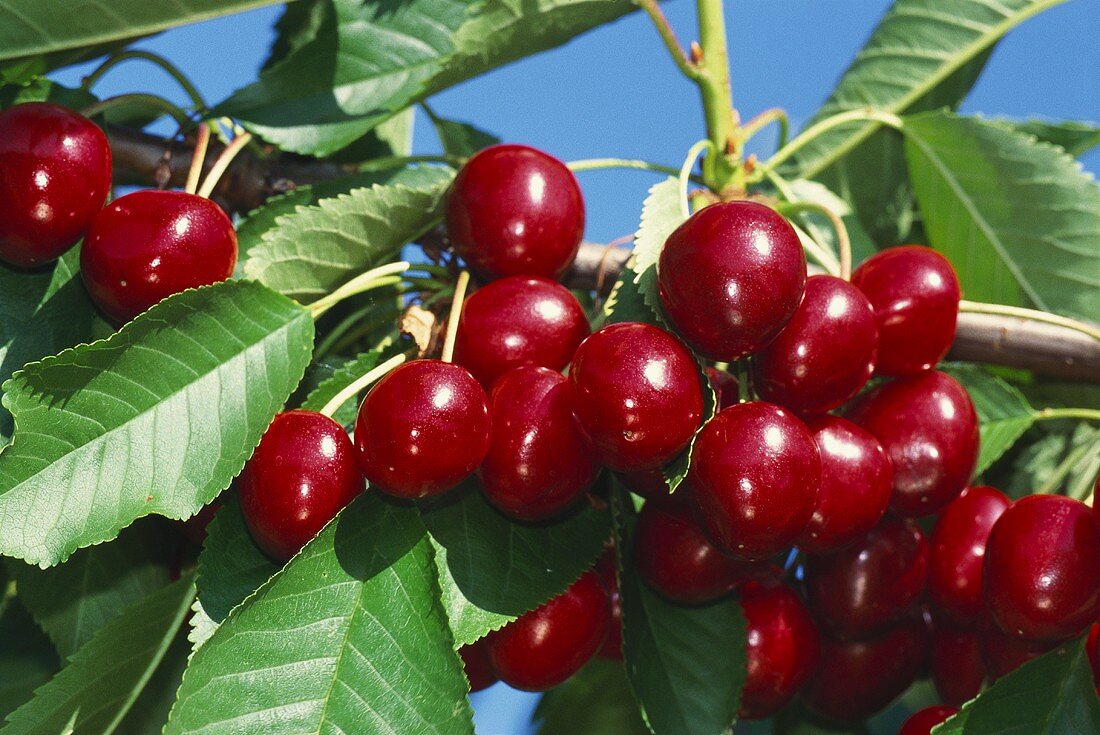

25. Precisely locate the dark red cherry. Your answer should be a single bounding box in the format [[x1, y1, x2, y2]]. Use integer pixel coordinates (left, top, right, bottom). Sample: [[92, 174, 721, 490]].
[[657, 201, 806, 361], [454, 276, 589, 388], [689, 402, 820, 560], [805, 518, 928, 640], [851, 245, 960, 376], [752, 275, 878, 417], [459, 639, 498, 693], [1086, 622, 1099, 693], [704, 367, 740, 410], [983, 494, 1100, 642], [0, 102, 112, 267], [848, 371, 978, 517], [803, 617, 927, 722], [446, 144, 584, 280], [479, 366, 598, 521], [355, 360, 491, 499], [595, 545, 623, 660], [978, 614, 1058, 681], [929, 485, 1011, 626], [486, 570, 610, 691], [633, 493, 767, 604], [739, 580, 821, 720], [615, 468, 670, 500], [898, 706, 959, 735], [796, 416, 892, 555], [569, 322, 703, 471], [81, 190, 237, 323], [932, 623, 985, 705], [239, 410, 363, 561]]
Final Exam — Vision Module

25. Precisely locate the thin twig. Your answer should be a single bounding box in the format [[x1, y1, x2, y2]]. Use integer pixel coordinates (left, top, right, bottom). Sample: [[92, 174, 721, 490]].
[[440, 270, 471, 363]]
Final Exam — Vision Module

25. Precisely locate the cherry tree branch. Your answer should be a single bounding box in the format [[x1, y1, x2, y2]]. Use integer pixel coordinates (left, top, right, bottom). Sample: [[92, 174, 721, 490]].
[[106, 124, 1100, 383]]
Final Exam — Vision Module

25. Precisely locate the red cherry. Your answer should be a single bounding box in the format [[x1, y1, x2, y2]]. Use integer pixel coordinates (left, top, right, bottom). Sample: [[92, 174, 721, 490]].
[[851, 245, 960, 376], [633, 493, 766, 604], [752, 275, 877, 417], [595, 545, 623, 660], [739, 580, 821, 720], [355, 360, 491, 499], [0, 102, 112, 267], [983, 494, 1100, 642], [486, 570, 610, 691], [979, 614, 1058, 681], [1086, 622, 1099, 693], [932, 623, 985, 706], [568, 322, 703, 472], [848, 371, 978, 517], [239, 410, 363, 561], [657, 201, 806, 361], [805, 518, 929, 641], [80, 190, 237, 323], [704, 367, 739, 410], [803, 617, 927, 722], [446, 144, 584, 280], [479, 366, 598, 521], [615, 468, 670, 501], [454, 276, 589, 389], [929, 485, 1011, 626], [796, 416, 892, 555], [689, 402, 820, 560], [459, 639, 498, 693], [898, 705, 959, 735]]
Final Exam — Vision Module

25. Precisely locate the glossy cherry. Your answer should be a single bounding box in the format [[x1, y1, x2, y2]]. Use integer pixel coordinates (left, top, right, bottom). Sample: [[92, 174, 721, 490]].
[[1087, 622, 1099, 693], [796, 416, 892, 555], [851, 245, 960, 376], [657, 201, 806, 361], [898, 706, 959, 735], [689, 402, 820, 560], [848, 370, 978, 517], [633, 493, 767, 604], [355, 360, 491, 499], [978, 614, 1058, 681], [929, 485, 1011, 626], [0, 102, 112, 267], [805, 518, 928, 640], [446, 144, 584, 280], [454, 276, 589, 388], [568, 322, 703, 471], [803, 617, 927, 722], [486, 570, 610, 691], [595, 545, 623, 660], [238, 410, 363, 561], [615, 468, 670, 500], [459, 639, 498, 693], [932, 623, 985, 705], [983, 494, 1100, 642], [739, 580, 821, 720], [81, 190, 238, 323], [752, 275, 878, 417], [479, 366, 598, 521]]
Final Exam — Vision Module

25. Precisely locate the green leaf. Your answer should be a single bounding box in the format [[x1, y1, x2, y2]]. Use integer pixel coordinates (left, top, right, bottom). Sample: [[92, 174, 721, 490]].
[[0, 249, 100, 443], [0, 598, 59, 721], [195, 494, 278, 626], [534, 659, 650, 735], [6, 521, 171, 658], [933, 635, 1100, 734], [904, 112, 1100, 322], [0, 1, 283, 64], [421, 480, 610, 647], [782, 179, 878, 267], [327, 108, 418, 164], [612, 485, 747, 735], [0, 77, 96, 110], [1001, 422, 1100, 500], [939, 364, 1037, 475], [425, 106, 501, 158], [218, 0, 635, 155], [114, 630, 190, 735], [0, 576, 196, 735], [165, 494, 474, 735], [241, 172, 453, 302], [1009, 119, 1100, 157], [300, 349, 382, 427], [264, 0, 331, 71], [631, 177, 682, 321], [0, 280, 314, 567]]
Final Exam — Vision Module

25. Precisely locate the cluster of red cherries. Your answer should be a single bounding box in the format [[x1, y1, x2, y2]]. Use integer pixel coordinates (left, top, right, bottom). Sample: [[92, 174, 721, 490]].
[[0, 102, 238, 322]]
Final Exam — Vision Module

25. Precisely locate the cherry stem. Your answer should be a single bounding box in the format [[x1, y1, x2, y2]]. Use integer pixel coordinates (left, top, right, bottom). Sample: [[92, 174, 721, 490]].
[[779, 200, 852, 279], [678, 140, 714, 218], [184, 123, 211, 195], [738, 107, 790, 150], [734, 359, 752, 403], [309, 261, 415, 319], [1035, 407, 1100, 424], [318, 352, 408, 419], [763, 107, 905, 174], [82, 50, 207, 111], [196, 132, 253, 199], [568, 158, 705, 183], [440, 270, 472, 363], [959, 300, 1100, 343], [636, 0, 702, 81], [81, 93, 194, 129]]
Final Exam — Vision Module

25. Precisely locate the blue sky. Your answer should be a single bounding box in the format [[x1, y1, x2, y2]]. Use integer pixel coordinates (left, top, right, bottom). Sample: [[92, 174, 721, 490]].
[[50, 1, 1099, 732]]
